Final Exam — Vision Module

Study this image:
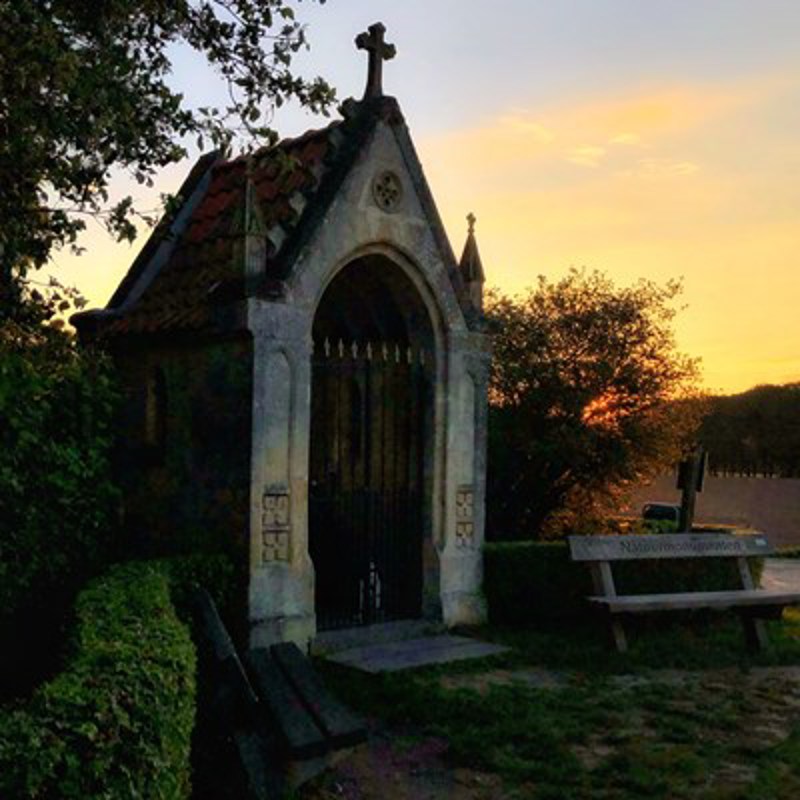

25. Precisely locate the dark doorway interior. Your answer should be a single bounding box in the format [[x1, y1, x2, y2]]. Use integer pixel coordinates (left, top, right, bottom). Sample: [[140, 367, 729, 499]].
[[309, 256, 433, 630]]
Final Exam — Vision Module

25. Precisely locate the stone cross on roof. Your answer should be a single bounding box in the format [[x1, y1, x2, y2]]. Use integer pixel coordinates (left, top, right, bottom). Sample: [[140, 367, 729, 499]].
[[355, 22, 396, 100], [467, 212, 477, 235]]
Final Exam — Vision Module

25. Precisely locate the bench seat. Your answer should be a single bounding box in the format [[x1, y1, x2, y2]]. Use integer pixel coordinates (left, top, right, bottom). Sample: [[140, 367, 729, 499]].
[[588, 589, 800, 614]]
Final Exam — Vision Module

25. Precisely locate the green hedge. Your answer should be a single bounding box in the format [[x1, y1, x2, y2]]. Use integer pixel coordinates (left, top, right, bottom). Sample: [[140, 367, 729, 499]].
[[0, 329, 119, 695], [160, 551, 235, 616], [0, 561, 196, 799], [484, 540, 761, 626]]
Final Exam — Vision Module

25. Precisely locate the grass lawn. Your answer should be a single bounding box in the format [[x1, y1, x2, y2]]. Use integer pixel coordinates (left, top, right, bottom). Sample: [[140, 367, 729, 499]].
[[306, 610, 800, 800]]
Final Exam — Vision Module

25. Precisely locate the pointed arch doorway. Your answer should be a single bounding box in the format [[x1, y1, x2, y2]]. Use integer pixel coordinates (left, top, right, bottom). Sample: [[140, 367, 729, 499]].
[[309, 254, 436, 631]]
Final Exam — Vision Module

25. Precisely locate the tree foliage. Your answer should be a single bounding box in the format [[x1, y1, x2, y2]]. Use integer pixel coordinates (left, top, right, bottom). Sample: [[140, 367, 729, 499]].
[[700, 383, 800, 477], [0, 0, 335, 316], [486, 269, 703, 539], [0, 287, 119, 694]]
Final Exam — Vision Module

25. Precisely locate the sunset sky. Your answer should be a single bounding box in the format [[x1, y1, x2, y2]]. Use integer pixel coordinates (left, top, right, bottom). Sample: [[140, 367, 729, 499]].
[[51, 1, 800, 394]]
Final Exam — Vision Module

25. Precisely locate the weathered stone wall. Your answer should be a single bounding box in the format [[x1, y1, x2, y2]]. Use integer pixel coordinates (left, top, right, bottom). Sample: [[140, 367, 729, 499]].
[[114, 335, 253, 564], [246, 117, 489, 646]]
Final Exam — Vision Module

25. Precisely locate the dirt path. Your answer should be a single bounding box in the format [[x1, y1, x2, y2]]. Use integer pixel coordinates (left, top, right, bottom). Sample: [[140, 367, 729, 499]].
[[302, 729, 507, 800], [762, 558, 800, 592]]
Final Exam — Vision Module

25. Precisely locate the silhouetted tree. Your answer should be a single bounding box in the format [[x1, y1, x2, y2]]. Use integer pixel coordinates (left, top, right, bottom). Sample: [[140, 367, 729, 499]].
[[486, 269, 703, 539], [1, 0, 334, 318], [700, 384, 800, 477]]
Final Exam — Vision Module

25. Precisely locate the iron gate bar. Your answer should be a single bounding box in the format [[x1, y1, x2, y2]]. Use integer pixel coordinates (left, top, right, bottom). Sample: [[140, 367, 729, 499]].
[[309, 339, 427, 630]]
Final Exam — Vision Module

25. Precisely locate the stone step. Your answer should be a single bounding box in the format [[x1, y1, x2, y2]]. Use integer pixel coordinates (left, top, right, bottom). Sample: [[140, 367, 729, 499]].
[[325, 634, 509, 673]]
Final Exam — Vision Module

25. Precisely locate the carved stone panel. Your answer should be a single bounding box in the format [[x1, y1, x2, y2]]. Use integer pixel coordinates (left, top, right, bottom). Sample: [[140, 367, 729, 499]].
[[455, 486, 475, 549], [372, 170, 403, 212], [261, 490, 290, 562]]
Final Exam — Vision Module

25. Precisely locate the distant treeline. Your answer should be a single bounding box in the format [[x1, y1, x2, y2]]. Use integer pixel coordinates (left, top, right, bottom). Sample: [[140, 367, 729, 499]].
[[700, 383, 800, 478]]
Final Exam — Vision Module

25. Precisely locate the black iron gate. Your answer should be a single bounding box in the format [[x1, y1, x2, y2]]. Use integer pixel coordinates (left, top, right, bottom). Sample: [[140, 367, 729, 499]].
[[309, 339, 427, 630]]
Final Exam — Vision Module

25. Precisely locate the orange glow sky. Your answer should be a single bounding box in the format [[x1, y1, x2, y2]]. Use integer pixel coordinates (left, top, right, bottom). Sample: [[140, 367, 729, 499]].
[[49, 1, 800, 394]]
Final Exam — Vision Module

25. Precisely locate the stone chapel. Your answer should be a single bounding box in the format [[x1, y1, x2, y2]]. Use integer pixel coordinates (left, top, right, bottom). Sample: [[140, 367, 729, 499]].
[[75, 24, 489, 648]]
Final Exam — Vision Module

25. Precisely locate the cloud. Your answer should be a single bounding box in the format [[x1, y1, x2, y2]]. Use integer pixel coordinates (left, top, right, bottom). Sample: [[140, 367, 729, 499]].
[[623, 158, 700, 178], [495, 114, 555, 143], [419, 82, 751, 181], [567, 145, 606, 167], [418, 73, 800, 393], [610, 132, 643, 146]]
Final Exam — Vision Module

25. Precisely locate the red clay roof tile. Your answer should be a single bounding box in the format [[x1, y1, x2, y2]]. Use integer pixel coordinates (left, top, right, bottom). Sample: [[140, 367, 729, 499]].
[[98, 119, 344, 336]]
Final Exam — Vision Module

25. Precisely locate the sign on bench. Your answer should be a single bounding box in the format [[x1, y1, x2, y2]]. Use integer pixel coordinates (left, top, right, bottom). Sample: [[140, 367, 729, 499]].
[[568, 533, 800, 653]]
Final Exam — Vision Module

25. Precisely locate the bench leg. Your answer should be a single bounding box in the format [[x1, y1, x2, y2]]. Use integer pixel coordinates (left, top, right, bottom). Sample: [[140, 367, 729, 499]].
[[610, 617, 628, 653], [741, 615, 769, 653]]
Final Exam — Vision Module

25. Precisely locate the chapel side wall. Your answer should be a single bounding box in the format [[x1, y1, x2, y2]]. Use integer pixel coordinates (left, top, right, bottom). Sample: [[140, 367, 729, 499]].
[[112, 335, 253, 592]]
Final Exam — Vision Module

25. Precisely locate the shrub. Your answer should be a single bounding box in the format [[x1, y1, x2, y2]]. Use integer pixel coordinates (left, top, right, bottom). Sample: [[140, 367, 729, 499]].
[[0, 316, 119, 693], [485, 272, 702, 540], [0, 561, 196, 799], [160, 551, 235, 615], [484, 540, 760, 626]]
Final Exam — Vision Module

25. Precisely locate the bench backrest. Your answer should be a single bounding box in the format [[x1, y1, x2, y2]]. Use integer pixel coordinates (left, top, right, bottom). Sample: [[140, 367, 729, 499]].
[[568, 532, 772, 563]]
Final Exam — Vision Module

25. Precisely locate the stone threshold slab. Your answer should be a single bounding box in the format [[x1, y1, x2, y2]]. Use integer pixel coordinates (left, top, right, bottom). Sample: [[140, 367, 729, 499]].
[[312, 619, 443, 656], [325, 635, 509, 673]]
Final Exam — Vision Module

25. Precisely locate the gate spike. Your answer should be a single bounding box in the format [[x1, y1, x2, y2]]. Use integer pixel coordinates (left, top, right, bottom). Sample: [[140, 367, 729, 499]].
[[382, 342, 389, 361], [366, 341, 373, 360], [324, 337, 331, 357], [394, 343, 401, 363], [337, 338, 344, 358], [351, 340, 359, 358], [406, 346, 413, 364]]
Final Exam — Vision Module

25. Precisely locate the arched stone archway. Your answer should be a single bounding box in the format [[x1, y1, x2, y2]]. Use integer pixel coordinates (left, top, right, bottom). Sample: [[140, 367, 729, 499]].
[[308, 254, 438, 629]]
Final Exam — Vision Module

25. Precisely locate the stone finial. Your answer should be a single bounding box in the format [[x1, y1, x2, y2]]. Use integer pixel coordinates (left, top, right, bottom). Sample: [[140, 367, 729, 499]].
[[459, 212, 485, 313], [355, 22, 396, 100]]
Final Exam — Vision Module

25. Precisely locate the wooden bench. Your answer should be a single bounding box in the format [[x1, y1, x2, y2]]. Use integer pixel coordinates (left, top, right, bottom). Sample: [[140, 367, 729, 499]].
[[191, 589, 366, 797], [568, 532, 800, 653]]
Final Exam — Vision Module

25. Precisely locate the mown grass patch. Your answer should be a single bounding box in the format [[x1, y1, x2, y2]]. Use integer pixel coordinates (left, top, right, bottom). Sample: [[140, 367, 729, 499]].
[[313, 612, 800, 800]]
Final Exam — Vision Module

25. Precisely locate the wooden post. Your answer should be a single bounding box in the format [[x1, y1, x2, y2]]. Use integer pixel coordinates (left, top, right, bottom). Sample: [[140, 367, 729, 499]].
[[678, 448, 706, 532], [736, 556, 769, 651], [591, 561, 628, 653]]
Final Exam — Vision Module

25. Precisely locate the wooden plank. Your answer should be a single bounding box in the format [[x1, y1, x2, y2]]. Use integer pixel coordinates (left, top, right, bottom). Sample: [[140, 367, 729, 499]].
[[270, 643, 366, 749], [191, 589, 258, 728], [245, 648, 328, 760], [569, 533, 773, 562], [233, 730, 285, 800], [587, 589, 800, 614]]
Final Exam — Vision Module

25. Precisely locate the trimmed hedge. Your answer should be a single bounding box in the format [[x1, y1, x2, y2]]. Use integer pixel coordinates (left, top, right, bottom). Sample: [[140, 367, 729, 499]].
[[0, 331, 119, 696], [161, 551, 235, 615], [484, 540, 762, 626], [0, 561, 196, 799]]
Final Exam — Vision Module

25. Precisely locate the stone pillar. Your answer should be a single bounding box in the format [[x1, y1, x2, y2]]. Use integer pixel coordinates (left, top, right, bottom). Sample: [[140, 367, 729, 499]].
[[247, 299, 316, 649], [438, 331, 491, 626]]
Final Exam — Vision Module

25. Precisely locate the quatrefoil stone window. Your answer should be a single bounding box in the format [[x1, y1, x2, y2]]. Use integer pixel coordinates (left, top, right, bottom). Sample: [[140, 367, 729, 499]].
[[372, 170, 403, 212]]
